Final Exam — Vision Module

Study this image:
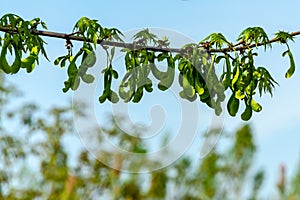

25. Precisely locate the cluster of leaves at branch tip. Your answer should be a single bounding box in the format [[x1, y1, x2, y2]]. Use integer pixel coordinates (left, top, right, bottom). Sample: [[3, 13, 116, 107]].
[[0, 14, 298, 121], [0, 14, 48, 74]]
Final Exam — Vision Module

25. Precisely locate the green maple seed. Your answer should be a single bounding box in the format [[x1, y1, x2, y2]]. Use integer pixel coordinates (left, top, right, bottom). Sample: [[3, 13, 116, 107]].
[[185, 93, 197, 102], [283, 50, 295, 78], [82, 74, 95, 83], [151, 64, 166, 80], [251, 99, 262, 112], [158, 57, 175, 91], [0, 39, 21, 74], [227, 93, 240, 117], [21, 55, 37, 73], [99, 89, 109, 103], [194, 72, 205, 95], [132, 87, 144, 103], [182, 72, 195, 98], [235, 90, 245, 100], [82, 51, 96, 68], [241, 105, 253, 121], [108, 90, 119, 103], [71, 76, 80, 90], [232, 65, 240, 87], [144, 83, 153, 92]]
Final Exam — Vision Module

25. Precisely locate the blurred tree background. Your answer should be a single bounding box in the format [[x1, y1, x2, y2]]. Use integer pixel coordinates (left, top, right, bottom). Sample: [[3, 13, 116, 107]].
[[0, 72, 300, 200]]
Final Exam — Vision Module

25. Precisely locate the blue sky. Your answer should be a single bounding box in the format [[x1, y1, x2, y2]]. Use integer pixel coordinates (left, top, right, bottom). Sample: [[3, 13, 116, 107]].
[[1, 0, 300, 196]]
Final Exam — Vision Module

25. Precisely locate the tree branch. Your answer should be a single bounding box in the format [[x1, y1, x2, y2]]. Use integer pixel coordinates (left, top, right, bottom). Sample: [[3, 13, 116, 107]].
[[1, 26, 300, 54], [210, 30, 300, 53], [0, 27, 183, 54]]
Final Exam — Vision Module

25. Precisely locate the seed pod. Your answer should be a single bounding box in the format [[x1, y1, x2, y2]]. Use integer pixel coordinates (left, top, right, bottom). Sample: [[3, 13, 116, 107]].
[[82, 74, 95, 83], [241, 105, 253, 121], [182, 72, 195, 98], [71, 76, 80, 91], [227, 93, 240, 117], [0, 39, 20, 74], [251, 99, 262, 112], [132, 87, 144, 103], [82, 51, 96, 68]]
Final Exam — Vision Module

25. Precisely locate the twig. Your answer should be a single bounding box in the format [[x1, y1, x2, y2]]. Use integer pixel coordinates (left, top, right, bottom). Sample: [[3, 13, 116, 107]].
[[211, 30, 300, 53]]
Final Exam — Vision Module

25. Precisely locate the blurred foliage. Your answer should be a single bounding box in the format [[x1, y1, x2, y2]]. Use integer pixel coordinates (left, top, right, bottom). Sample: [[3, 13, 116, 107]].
[[0, 72, 300, 200]]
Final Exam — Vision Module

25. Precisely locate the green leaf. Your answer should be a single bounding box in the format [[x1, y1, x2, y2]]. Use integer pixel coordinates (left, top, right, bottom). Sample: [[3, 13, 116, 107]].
[[256, 67, 278, 97], [93, 33, 98, 48], [41, 21, 48, 29], [110, 28, 124, 42], [133, 28, 158, 45], [238, 27, 271, 50], [200, 33, 230, 49], [275, 31, 294, 44]]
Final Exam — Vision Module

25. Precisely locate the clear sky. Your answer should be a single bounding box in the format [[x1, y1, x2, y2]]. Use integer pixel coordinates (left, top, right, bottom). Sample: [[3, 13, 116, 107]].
[[1, 0, 300, 196]]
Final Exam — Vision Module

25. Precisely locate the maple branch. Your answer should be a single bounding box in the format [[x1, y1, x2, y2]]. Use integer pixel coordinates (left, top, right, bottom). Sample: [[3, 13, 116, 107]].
[[1, 26, 300, 54], [211, 30, 300, 53], [0, 27, 183, 53]]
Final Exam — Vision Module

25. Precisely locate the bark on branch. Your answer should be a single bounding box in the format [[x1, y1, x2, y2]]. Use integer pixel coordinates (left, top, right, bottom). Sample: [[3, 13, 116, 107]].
[[1, 26, 300, 54]]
